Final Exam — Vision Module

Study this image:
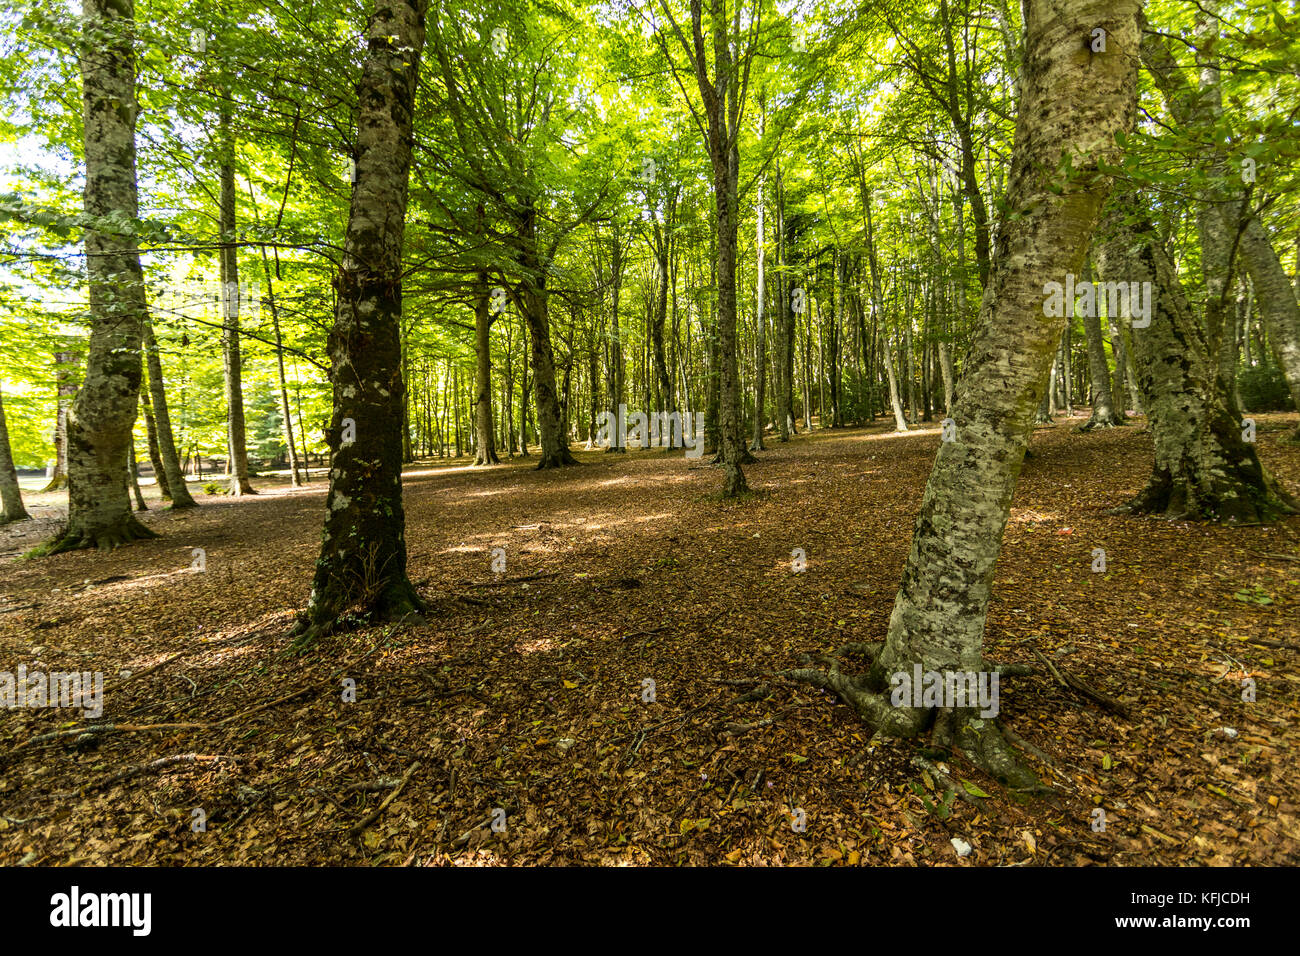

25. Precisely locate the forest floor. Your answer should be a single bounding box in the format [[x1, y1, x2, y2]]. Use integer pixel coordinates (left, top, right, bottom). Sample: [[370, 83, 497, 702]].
[[2, 411, 1299, 866]]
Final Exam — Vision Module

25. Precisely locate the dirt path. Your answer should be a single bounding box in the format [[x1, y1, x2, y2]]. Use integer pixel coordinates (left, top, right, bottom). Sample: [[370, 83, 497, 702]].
[[2, 415, 1298, 865]]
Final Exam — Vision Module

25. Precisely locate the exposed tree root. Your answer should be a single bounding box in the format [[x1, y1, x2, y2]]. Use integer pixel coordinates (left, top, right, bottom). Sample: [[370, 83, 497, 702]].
[[535, 448, 579, 469], [782, 643, 1046, 791], [290, 577, 428, 650], [46, 517, 159, 554]]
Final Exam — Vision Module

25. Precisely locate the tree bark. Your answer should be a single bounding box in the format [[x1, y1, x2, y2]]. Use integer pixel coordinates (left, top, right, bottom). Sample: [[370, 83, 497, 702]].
[[472, 272, 499, 465], [1078, 262, 1124, 429], [1239, 215, 1300, 440], [261, 248, 304, 484], [1096, 195, 1297, 522], [53, 0, 158, 552], [42, 351, 78, 492], [294, 0, 428, 642]]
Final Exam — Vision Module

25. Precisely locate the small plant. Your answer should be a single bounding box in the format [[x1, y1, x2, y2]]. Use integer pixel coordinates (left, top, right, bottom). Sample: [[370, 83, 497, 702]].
[[202, 481, 224, 496], [909, 780, 956, 820], [1232, 584, 1274, 606]]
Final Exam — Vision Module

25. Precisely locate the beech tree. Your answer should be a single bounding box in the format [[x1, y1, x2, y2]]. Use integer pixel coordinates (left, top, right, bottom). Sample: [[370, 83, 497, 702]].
[[789, 0, 1143, 786], [52, 0, 158, 553], [1096, 193, 1298, 522], [293, 0, 429, 642]]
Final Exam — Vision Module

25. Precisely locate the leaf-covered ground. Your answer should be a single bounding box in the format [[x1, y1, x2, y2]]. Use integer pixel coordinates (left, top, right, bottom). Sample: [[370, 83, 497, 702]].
[[2, 413, 1299, 866]]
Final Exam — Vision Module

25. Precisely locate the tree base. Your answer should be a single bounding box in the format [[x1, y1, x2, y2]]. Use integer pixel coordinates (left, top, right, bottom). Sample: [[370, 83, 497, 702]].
[[1076, 412, 1125, 432], [783, 644, 1045, 792], [47, 515, 159, 554], [41, 475, 68, 493], [536, 447, 579, 469], [1113, 470, 1299, 524], [290, 576, 428, 650]]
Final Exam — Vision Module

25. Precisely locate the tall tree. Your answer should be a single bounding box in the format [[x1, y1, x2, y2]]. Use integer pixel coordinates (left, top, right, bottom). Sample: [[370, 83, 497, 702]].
[[143, 318, 198, 508], [293, 0, 429, 642], [1096, 194, 1297, 522], [790, 0, 1143, 786], [52, 0, 158, 553]]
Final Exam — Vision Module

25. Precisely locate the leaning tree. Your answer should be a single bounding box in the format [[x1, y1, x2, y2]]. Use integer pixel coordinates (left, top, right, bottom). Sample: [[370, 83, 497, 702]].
[[790, 0, 1143, 787]]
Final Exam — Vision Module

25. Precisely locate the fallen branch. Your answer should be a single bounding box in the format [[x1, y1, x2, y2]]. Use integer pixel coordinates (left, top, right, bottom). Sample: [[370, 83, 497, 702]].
[[1031, 648, 1131, 718], [348, 761, 420, 837], [71, 753, 243, 796]]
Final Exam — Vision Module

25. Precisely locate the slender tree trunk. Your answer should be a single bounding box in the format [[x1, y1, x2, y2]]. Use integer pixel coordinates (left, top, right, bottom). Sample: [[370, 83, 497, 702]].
[[1239, 215, 1300, 441], [1078, 262, 1124, 429], [751, 136, 767, 451], [472, 272, 500, 465], [140, 393, 169, 499], [294, 0, 428, 641], [261, 248, 303, 484], [790, 0, 1143, 787], [0, 387, 30, 523], [128, 441, 147, 511], [218, 101, 255, 496], [53, 0, 158, 552], [143, 319, 197, 507], [42, 351, 78, 492]]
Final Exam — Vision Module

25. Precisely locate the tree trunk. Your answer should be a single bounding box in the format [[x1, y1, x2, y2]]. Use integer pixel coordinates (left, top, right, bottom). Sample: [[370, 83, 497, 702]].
[[790, 0, 1142, 788], [1239, 215, 1300, 440], [472, 273, 500, 465], [751, 152, 767, 450], [42, 351, 78, 492], [142, 319, 197, 508], [140, 393, 169, 500], [0, 387, 30, 523], [218, 101, 255, 496], [1078, 263, 1124, 429], [53, 0, 158, 552], [294, 0, 428, 642], [1096, 195, 1297, 522], [261, 248, 303, 484]]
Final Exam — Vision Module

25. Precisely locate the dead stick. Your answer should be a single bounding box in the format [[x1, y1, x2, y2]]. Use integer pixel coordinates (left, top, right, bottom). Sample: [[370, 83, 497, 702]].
[[348, 761, 420, 837]]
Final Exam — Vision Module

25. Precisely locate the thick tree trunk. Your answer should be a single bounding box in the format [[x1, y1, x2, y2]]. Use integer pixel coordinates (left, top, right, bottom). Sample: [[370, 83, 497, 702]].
[[1096, 196, 1297, 522], [143, 319, 197, 508], [0, 388, 30, 523], [791, 0, 1142, 788], [53, 0, 158, 552], [218, 103, 255, 496], [294, 0, 428, 642], [1239, 215, 1300, 440], [472, 273, 499, 465]]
